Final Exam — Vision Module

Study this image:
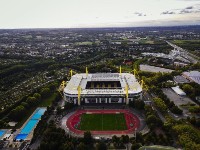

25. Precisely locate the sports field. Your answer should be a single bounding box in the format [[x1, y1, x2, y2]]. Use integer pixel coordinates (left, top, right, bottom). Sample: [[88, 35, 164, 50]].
[[78, 113, 127, 131]]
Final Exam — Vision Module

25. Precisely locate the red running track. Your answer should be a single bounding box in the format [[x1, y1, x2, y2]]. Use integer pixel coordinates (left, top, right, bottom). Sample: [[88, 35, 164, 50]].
[[66, 109, 140, 135]]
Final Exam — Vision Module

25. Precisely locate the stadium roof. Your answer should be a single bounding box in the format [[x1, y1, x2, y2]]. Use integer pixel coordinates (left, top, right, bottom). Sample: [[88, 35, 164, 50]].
[[64, 73, 142, 95]]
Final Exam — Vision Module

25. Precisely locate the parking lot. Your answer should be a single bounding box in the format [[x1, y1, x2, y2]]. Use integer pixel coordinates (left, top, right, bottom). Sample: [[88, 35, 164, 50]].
[[140, 65, 174, 73], [162, 88, 197, 114]]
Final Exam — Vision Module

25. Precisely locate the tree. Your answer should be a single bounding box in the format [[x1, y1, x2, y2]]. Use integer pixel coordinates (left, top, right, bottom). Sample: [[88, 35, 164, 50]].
[[146, 115, 157, 124], [48, 82, 58, 91], [112, 135, 119, 143], [40, 88, 51, 98], [190, 117, 196, 125], [131, 143, 142, 150], [21, 102, 29, 108], [63, 142, 74, 150], [135, 100, 145, 110], [120, 135, 129, 144], [9, 105, 25, 121], [26, 96, 37, 106], [196, 118, 200, 127], [171, 105, 182, 115], [56, 106, 62, 115], [0, 120, 8, 128], [33, 93, 41, 101], [189, 106, 200, 113], [77, 142, 87, 150], [153, 98, 167, 113], [83, 131, 93, 145], [96, 141, 107, 150], [65, 102, 75, 110], [182, 84, 194, 95]]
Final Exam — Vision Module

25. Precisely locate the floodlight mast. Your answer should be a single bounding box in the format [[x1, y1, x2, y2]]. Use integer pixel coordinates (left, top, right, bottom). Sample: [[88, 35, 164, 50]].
[[78, 86, 81, 105], [125, 84, 129, 105]]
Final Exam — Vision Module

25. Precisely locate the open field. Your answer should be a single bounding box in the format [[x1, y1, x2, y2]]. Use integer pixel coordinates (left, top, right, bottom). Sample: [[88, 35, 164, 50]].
[[172, 40, 200, 50], [139, 39, 154, 44], [75, 41, 93, 46], [140, 65, 173, 73], [79, 113, 127, 131]]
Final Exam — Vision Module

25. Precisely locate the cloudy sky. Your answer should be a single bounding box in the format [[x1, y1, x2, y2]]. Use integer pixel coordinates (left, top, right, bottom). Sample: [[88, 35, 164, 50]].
[[0, 0, 200, 28]]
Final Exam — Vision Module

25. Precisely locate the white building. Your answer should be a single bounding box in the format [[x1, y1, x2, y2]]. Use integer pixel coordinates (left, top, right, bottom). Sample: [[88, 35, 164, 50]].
[[64, 73, 142, 105], [171, 86, 186, 96]]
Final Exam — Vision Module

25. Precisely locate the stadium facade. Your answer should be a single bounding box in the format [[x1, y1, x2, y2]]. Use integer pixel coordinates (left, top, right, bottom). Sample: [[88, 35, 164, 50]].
[[63, 73, 142, 105]]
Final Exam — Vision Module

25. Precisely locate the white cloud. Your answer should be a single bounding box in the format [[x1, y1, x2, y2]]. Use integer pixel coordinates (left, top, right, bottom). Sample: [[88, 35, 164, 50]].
[[0, 0, 199, 28]]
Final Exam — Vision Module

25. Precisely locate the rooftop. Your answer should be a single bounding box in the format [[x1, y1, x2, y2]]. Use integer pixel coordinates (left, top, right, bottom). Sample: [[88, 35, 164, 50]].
[[64, 73, 142, 95], [183, 71, 200, 85]]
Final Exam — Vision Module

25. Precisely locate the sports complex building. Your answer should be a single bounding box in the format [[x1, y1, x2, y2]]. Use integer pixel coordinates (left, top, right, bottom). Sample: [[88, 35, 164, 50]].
[[63, 73, 142, 105]]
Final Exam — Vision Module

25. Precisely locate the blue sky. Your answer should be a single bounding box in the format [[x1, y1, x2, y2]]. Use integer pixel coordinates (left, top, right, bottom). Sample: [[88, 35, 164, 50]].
[[0, 0, 200, 28]]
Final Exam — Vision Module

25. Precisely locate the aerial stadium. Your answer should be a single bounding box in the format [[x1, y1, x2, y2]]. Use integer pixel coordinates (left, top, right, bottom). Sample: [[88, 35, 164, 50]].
[[63, 70, 142, 105], [61, 68, 146, 136]]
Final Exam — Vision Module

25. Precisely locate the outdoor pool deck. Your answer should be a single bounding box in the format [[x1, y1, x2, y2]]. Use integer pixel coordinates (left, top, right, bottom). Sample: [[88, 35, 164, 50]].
[[15, 107, 47, 141], [0, 129, 7, 140]]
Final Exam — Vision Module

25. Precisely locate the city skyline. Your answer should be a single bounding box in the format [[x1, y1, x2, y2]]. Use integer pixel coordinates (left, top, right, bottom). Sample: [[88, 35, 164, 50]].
[[0, 0, 200, 28]]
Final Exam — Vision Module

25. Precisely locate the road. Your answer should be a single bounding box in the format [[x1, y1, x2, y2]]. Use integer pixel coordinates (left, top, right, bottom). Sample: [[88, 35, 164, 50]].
[[166, 41, 199, 64], [143, 90, 195, 121], [143, 92, 166, 122]]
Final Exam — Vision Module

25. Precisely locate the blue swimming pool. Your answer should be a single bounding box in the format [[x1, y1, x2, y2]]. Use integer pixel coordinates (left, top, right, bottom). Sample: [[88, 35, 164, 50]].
[[15, 134, 28, 140], [20, 119, 39, 134], [31, 108, 46, 120], [16, 107, 46, 140], [0, 130, 6, 139]]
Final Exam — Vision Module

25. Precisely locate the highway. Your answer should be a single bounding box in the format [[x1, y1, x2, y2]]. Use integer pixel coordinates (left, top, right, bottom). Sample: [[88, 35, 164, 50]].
[[166, 41, 199, 64]]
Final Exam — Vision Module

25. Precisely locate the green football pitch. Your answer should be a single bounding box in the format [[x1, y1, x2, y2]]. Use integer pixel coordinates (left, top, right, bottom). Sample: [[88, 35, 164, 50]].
[[78, 113, 127, 131]]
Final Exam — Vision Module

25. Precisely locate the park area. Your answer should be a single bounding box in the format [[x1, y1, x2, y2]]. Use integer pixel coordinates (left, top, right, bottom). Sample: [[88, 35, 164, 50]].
[[78, 113, 127, 131]]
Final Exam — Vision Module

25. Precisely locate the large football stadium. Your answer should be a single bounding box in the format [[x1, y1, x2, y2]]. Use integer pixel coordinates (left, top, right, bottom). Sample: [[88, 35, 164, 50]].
[[61, 71, 145, 136], [63, 72, 142, 105]]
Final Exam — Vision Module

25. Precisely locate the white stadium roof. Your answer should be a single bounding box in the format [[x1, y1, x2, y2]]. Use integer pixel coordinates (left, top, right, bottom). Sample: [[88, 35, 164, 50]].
[[64, 73, 142, 95]]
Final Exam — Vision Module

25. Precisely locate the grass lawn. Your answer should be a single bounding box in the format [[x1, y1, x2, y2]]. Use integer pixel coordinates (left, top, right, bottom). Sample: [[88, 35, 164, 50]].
[[139, 145, 177, 150], [79, 113, 127, 131]]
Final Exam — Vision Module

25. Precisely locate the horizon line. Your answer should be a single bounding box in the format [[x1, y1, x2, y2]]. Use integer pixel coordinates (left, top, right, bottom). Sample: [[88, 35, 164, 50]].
[[0, 24, 200, 30]]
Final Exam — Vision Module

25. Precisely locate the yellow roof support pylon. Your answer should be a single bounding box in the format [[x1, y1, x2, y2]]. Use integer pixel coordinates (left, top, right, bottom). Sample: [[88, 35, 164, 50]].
[[86, 67, 88, 76], [77, 86, 81, 105], [125, 84, 129, 105], [120, 66, 122, 75], [70, 69, 73, 77]]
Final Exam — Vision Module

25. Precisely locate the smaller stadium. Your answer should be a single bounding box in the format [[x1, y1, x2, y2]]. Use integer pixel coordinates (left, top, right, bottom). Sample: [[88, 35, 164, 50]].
[[62, 109, 145, 136]]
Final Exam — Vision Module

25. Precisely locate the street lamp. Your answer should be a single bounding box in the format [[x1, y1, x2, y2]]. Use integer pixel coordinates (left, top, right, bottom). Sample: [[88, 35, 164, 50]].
[[135, 128, 137, 142]]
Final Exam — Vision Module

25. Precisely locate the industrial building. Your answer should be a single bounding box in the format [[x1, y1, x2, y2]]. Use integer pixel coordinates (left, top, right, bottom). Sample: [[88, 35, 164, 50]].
[[182, 71, 200, 85]]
